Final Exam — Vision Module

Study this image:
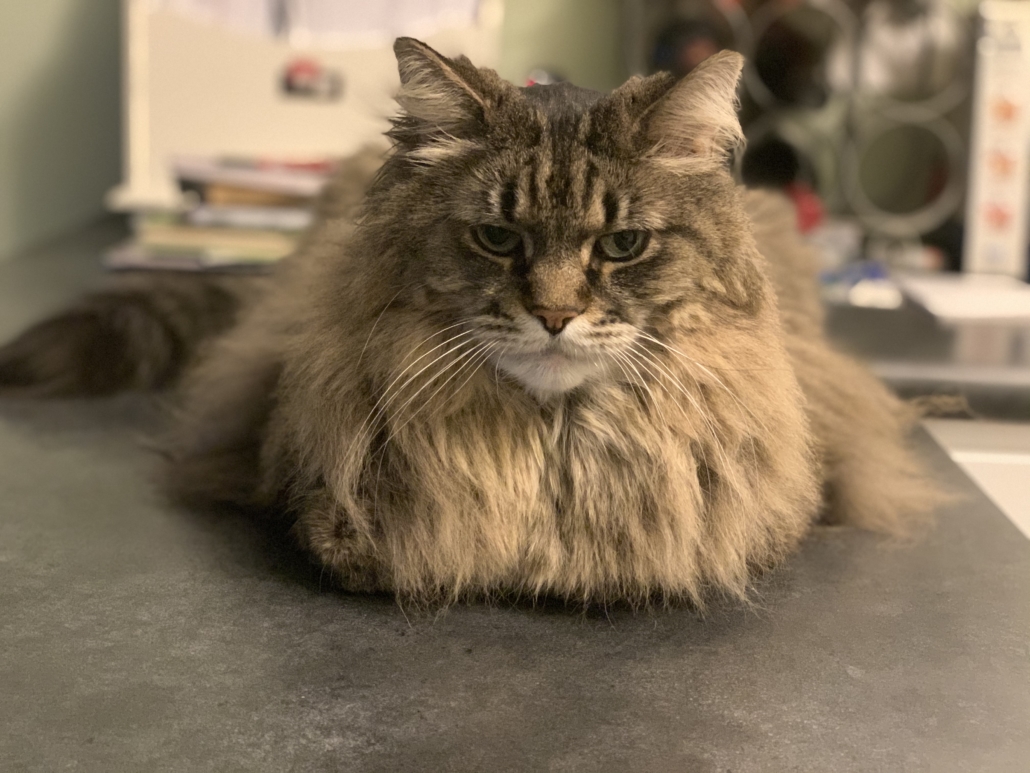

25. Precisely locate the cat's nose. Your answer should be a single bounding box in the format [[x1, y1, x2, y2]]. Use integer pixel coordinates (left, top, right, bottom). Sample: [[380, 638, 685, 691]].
[[532, 307, 580, 335]]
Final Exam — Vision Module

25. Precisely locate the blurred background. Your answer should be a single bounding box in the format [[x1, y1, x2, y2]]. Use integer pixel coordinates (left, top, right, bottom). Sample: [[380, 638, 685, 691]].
[[3, 1, 1029, 280], [0, 0, 1019, 272], [0, 0, 1027, 527]]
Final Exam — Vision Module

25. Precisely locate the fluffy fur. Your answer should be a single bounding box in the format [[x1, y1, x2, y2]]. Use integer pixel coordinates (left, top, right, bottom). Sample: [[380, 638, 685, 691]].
[[0, 40, 938, 606]]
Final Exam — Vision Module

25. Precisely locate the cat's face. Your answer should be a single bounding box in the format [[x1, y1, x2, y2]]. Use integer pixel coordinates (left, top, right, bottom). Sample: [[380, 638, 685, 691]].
[[377, 40, 759, 398], [434, 126, 711, 397]]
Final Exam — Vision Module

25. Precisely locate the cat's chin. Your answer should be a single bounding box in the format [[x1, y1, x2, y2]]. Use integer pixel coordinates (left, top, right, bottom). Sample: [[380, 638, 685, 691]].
[[493, 350, 604, 399]]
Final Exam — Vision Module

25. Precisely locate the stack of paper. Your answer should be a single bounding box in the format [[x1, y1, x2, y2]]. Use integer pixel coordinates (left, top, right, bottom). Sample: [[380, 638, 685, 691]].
[[106, 155, 333, 272]]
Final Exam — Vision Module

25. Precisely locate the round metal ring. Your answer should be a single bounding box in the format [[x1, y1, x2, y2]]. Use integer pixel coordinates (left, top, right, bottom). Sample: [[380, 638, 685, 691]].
[[842, 117, 965, 237], [743, 0, 858, 108], [736, 111, 838, 196], [854, 0, 972, 122]]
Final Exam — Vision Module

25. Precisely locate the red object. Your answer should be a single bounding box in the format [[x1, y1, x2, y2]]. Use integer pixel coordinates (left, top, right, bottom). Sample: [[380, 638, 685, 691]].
[[985, 202, 1012, 230], [784, 181, 825, 233], [992, 97, 1019, 124], [988, 149, 1016, 178], [286, 58, 321, 78]]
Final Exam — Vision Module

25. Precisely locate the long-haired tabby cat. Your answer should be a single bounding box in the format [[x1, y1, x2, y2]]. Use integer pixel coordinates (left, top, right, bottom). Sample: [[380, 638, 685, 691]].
[[0, 39, 937, 606]]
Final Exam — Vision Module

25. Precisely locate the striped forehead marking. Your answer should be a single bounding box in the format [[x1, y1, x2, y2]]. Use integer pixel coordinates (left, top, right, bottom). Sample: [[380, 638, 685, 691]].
[[485, 109, 622, 230]]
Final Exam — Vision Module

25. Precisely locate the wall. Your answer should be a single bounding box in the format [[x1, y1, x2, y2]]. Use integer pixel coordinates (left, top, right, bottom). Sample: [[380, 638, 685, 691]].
[[0, 1, 121, 261], [110, 5, 501, 211], [498, 0, 626, 91]]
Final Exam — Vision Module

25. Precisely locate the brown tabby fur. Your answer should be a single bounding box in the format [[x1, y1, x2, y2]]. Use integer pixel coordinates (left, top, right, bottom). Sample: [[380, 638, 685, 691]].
[[0, 40, 938, 606]]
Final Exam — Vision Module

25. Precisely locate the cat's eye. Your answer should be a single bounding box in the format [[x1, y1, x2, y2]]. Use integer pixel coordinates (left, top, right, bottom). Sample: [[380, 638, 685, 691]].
[[472, 224, 522, 256], [596, 230, 650, 262]]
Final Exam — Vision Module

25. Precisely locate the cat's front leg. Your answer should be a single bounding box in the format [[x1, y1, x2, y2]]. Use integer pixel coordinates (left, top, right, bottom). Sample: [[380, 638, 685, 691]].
[[294, 491, 390, 594]]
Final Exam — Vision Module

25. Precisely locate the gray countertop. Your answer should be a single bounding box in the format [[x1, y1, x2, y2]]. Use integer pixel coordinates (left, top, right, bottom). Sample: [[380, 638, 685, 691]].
[[2, 221, 1028, 773]]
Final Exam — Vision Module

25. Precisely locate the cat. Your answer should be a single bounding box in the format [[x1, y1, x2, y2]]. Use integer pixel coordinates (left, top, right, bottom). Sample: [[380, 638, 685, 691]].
[[0, 39, 937, 607]]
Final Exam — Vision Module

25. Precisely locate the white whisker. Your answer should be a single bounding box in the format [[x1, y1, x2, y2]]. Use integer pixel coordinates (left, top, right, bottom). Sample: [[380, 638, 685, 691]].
[[636, 331, 770, 437], [369, 336, 483, 516], [623, 342, 734, 481], [609, 348, 668, 429], [635, 332, 768, 471], [356, 284, 411, 368], [378, 338, 486, 440], [350, 322, 476, 461], [628, 337, 759, 479], [393, 341, 496, 435]]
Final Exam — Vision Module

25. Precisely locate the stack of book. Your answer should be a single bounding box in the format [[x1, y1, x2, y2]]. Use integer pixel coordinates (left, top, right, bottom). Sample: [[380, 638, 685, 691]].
[[106, 156, 334, 272]]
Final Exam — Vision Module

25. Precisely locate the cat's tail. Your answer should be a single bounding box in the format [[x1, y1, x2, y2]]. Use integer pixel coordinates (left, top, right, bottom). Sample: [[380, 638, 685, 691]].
[[0, 274, 257, 397], [793, 338, 948, 536]]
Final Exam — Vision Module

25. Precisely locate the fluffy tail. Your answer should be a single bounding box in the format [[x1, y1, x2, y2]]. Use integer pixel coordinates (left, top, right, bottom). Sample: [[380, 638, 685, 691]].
[[0, 147, 384, 399], [0, 274, 255, 397], [792, 339, 946, 536]]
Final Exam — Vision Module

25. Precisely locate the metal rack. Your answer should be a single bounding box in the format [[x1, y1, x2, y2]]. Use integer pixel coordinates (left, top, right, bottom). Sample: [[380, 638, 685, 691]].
[[623, 0, 975, 244]]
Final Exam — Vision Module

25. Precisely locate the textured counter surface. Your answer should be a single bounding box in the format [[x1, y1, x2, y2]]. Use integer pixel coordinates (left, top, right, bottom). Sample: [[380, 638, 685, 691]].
[[2, 222, 1029, 773]]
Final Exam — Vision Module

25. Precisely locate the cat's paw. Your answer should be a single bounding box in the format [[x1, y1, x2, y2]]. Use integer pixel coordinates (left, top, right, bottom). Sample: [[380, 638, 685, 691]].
[[296, 497, 389, 593]]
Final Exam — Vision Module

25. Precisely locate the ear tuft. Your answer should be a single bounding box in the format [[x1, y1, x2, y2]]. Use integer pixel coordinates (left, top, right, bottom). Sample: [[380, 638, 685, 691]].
[[643, 50, 745, 161], [392, 37, 487, 133]]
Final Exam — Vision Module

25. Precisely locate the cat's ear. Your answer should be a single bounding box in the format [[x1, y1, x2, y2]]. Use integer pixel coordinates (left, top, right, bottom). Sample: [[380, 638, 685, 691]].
[[623, 51, 745, 161], [392, 37, 496, 137]]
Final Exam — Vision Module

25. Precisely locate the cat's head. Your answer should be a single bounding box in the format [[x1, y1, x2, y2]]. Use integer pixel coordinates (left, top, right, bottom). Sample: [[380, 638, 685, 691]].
[[370, 38, 763, 398]]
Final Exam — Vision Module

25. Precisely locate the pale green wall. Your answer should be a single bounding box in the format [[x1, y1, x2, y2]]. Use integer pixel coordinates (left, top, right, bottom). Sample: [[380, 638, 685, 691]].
[[0, 0, 121, 261], [498, 0, 626, 91]]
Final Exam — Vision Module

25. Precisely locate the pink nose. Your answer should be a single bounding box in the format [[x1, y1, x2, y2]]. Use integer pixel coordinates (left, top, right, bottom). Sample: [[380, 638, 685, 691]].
[[532, 307, 580, 335]]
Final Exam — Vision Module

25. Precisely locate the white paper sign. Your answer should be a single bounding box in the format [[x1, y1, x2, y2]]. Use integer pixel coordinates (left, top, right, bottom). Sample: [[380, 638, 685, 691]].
[[963, 0, 1030, 278]]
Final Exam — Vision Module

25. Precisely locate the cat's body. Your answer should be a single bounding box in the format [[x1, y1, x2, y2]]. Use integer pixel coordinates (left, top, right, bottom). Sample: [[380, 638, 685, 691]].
[[0, 42, 935, 605]]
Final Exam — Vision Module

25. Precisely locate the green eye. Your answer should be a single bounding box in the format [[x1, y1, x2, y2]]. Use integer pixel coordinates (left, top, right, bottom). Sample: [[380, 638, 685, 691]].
[[472, 224, 522, 256], [597, 230, 649, 261]]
